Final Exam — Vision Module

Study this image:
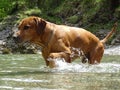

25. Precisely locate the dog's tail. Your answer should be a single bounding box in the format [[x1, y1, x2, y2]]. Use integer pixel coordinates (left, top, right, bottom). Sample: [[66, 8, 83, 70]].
[[100, 22, 117, 44]]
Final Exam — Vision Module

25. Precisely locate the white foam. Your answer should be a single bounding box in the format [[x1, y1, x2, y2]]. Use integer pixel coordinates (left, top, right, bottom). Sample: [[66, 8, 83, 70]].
[[1, 78, 49, 83], [49, 59, 120, 73], [0, 86, 24, 90], [46, 46, 120, 73], [104, 46, 120, 55]]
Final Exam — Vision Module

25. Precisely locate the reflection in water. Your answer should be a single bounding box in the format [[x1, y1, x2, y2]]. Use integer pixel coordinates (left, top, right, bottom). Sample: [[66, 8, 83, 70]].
[[0, 54, 120, 90]]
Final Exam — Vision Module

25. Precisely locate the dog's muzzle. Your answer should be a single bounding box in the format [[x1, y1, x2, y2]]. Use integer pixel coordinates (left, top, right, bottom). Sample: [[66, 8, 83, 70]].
[[13, 33, 21, 43]]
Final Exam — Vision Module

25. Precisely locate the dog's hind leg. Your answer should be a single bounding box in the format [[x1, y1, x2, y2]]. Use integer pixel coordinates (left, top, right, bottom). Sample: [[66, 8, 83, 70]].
[[88, 45, 104, 64]]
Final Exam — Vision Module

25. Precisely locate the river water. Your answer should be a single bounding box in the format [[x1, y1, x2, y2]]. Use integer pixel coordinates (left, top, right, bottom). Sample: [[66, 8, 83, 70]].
[[0, 46, 120, 90]]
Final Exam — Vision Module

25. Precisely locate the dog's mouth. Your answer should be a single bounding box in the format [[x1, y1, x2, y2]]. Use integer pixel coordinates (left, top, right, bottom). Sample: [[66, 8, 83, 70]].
[[13, 36, 23, 44], [13, 38, 31, 48], [13, 34, 32, 44]]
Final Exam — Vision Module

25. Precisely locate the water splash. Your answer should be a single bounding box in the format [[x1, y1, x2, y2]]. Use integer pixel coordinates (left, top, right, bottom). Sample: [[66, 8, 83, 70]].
[[104, 46, 120, 55], [45, 47, 120, 73], [48, 59, 120, 73]]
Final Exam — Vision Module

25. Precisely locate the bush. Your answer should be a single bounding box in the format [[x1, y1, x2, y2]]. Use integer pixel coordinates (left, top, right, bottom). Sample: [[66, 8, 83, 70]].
[[67, 15, 79, 24]]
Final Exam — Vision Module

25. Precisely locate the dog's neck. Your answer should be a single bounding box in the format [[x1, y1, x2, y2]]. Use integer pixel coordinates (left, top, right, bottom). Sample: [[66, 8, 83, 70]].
[[39, 22, 55, 48]]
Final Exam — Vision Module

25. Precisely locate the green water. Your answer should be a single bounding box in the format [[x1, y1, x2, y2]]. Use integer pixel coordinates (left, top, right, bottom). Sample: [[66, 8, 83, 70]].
[[0, 54, 120, 90]]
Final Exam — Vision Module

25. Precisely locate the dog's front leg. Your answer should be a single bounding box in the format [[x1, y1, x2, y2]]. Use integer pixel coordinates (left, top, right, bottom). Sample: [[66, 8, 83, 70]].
[[48, 52, 71, 68]]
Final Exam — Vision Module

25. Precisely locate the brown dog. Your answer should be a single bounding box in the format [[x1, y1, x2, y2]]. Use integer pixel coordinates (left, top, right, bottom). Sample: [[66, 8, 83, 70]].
[[13, 16, 117, 68]]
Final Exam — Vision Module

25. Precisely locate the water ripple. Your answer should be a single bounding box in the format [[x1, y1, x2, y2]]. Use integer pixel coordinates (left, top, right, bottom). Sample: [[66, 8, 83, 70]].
[[104, 46, 120, 55], [48, 60, 120, 73], [1, 78, 50, 83]]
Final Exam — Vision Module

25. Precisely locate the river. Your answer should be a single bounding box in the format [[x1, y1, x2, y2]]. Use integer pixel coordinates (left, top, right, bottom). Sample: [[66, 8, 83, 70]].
[[0, 46, 120, 90]]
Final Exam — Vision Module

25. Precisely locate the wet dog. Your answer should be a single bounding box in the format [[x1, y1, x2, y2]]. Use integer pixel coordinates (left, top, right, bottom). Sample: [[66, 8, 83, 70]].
[[13, 16, 117, 68]]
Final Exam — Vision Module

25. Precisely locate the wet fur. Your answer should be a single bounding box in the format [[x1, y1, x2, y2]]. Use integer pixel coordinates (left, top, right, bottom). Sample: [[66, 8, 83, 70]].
[[14, 16, 117, 68]]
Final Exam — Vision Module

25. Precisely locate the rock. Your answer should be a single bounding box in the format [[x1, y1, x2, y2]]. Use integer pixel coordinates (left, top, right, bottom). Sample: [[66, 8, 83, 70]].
[[95, 29, 109, 40], [111, 35, 120, 45], [0, 40, 6, 45], [0, 40, 11, 54], [2, 48, 11, 54]]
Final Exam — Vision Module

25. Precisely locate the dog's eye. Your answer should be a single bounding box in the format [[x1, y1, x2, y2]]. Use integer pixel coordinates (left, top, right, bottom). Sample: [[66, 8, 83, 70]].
[[23, 25, 30, 30]]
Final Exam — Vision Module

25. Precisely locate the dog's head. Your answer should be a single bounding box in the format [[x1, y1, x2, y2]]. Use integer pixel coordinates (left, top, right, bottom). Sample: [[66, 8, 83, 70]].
[[13, 16, 46, 43]]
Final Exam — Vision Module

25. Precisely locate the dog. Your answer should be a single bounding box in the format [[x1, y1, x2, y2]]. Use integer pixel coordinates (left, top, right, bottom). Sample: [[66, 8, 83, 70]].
[[13, 16, 117, 68]]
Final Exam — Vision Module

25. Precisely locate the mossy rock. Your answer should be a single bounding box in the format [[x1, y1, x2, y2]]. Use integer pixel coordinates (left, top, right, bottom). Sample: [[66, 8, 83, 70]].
[[2, 48, 11, 54], [67, 15, 79, 24]]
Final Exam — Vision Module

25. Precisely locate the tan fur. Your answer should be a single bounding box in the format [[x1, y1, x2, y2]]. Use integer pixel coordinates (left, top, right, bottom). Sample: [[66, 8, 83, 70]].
[[14, 16, 117, 68]]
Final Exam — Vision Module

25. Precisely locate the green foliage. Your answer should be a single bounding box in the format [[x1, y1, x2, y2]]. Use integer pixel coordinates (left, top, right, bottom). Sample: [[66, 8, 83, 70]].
[[114, 6, 120, 19], [67, 15, 79, 24], [24, 8, 41, 16], [0, 0, 13, 20], [0, 0, 119, 32], [0, 0, 40, 20], [42, 14, 62, 24]]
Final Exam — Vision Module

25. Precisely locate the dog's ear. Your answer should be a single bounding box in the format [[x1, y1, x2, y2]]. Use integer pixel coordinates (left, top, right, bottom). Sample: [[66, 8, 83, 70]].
[[34, 17, 46, 35]]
